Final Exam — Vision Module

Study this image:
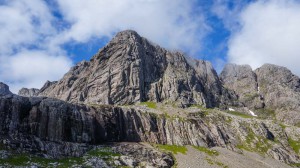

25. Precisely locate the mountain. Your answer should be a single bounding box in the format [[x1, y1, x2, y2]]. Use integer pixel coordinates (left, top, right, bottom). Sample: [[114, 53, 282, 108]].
[[221, 63, 300, 125], [1, 30, 300, 167], [38, 30, 235, 108]]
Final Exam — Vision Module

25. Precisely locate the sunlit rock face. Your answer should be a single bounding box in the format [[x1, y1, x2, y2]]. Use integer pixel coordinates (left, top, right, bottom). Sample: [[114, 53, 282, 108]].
[[221, 63, 300, 125], [38, 30, 235, 108]]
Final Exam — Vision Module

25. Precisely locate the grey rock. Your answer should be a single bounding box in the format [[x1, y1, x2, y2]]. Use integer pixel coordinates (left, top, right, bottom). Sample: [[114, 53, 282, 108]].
[[39, 80, 57, 92], [39, 30, 232, 108], [220, 63, 264, 109], [255, 64, 300, 124], [221, 63, 300, 125], [18, 88, 40, 97], [112, 143, 174, 168], [0, 82, 12, 96], [0, 92, 299, 164], [0, 150, 10, 159], [194, 60, 238, 108]]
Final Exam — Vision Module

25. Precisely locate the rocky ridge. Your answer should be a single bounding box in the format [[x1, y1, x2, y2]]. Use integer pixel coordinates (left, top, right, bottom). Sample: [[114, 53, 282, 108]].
[[221, 63, 300, 125], [38, 30, 235, 108]]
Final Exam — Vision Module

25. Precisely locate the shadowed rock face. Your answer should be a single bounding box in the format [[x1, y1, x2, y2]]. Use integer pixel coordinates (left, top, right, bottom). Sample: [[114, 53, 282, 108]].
[[221, 63, 300, 125], [38, 30, 234, 108], [0, 82, 12, 96]]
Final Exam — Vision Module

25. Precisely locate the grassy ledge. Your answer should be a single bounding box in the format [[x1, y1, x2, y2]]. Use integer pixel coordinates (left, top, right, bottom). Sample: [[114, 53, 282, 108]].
[[226, 111, 253, 119], [193, 146, 219, 156], [140, 102, 157, 109], [288, 138, 300, 154], [155, 144, 187, 155]]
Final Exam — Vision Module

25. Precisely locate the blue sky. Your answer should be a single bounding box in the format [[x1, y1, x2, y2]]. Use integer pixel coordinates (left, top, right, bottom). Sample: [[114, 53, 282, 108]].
[[1, 0, 300, 92]]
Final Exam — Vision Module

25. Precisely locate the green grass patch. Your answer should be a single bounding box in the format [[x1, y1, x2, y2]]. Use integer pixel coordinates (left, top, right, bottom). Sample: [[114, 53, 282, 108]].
[[193, 146, 219, 156], [204, 158, 228, 168], [140, 102, 157, 109], [155, 144, 187, 155], [0, 154, 85, 167], [279, 123, 287, 129], [87, 147, 121, 157], [226, 111, 253, 119], [290, 163, 300, 167], [190, 104, 205, 109], [163, 112, 171, 119], [288, 138, 300, 154], [256, 108, 276, 119], [225, 116, 233, 124], [205, 158, 214, 165], [0, 147, 122, 167]]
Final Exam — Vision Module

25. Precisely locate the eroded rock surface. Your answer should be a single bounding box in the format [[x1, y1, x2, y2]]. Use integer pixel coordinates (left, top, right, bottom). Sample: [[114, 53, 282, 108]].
[[221, 63, 300, 125], [39, 30, 234, 108], [0, 91, 299, 165], [18, 88, 40, 97], [220, 63, 264, 109]]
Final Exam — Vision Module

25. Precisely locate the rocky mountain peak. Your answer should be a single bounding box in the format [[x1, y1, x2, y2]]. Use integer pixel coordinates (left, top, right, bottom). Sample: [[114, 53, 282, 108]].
[[113, 30, 141, 41], [0, 82, 12, 96], [256, 63, 300, 92], [220, 63, 253, 78], [38, 30, 234, 108], [221, 62, 300, 125]]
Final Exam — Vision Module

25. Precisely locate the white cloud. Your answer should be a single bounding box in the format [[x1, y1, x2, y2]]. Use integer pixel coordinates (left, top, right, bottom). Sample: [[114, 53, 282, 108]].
[[0, 0, 56, 55], [212, 0, 247, 32], [0, 51, 72, 93], [0, 0, 72, 93], [228, 0, 300, 75], [0, 0, 209, 93], [55, 0, 208, 54]]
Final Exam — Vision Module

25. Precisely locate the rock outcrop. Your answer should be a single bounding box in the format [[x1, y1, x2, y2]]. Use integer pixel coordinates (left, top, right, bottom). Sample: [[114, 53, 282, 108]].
[[220, 64, 264, 109], [221, 63, 300, 125], [39, 30, 234, 108], [0, 82, 12, 96], [255, 64, 300, 125], [18, 88, 40, 97]]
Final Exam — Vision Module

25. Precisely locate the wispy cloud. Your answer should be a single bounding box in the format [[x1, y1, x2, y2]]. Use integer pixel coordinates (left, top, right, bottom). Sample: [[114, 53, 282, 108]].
[[227, 0, 300, 75]]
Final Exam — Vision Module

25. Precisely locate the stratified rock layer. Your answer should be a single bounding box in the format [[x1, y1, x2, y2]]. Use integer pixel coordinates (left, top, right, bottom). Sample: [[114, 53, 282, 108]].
[[220, 64, 264, 109], [0, 93, 299, 164]]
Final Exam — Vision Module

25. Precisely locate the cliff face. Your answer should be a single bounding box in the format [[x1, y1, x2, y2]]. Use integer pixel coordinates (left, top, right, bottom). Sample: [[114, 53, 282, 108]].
[[38, 30, 234, 108], [1, 89, 300, 164], [0, 82, 12, 96], [221, 63, 300, 125]]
